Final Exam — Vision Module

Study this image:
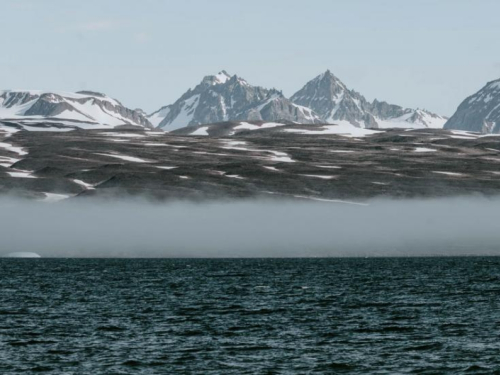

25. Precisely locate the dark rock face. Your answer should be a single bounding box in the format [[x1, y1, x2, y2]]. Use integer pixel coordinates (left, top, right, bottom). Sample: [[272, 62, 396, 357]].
[[98, 99, 152, 128], [291, 71, 373, 126], [370, 99, 404, 119], [291, 71, 447, 128], [0, 91, 153, 129], [24, 97, 76, 117], [2, 121, 500, 202], [444, 79, 500, 133], [149, 71, 320, 130], [0, 92, 39, 108]]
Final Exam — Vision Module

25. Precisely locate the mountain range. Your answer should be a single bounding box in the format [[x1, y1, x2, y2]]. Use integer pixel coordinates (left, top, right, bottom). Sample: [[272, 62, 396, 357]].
[[148, 71, 320, 130], [291, 70, 447, 129], [149, 70, 447, 131], [2, 73, 500, 202], [1, 71, 500, 135]]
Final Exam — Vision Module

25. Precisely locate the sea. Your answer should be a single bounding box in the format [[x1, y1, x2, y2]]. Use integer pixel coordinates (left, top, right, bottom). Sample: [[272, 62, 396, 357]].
[[1, 258, 499, 374]]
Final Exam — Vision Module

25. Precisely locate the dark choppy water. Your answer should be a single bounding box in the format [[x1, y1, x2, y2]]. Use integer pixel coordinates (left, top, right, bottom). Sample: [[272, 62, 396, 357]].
[[1, 258, 500, 374]]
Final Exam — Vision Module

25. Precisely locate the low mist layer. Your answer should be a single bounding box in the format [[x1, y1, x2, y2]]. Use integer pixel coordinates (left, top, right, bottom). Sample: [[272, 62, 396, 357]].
[[1, 197, 499, 258]]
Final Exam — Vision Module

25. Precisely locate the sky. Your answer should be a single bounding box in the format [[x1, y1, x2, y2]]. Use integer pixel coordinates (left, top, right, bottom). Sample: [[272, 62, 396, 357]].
[[1, 0, 499, 116]]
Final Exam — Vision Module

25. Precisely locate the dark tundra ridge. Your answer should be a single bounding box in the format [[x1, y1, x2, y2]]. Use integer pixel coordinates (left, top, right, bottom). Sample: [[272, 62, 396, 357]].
[[1, 121, 500, 201]]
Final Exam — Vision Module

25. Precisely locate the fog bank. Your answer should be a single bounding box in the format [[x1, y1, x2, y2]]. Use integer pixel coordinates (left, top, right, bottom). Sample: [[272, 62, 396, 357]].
[[0, 197, 499, 258]]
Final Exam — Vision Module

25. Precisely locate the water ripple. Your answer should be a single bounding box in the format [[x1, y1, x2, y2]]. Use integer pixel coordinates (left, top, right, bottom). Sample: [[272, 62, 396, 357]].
[[1, 257, 500, 373]]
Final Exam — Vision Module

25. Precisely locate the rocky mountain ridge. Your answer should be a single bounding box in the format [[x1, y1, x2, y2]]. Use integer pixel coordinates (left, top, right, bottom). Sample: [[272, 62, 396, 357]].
[[291, 70, 447, 129], [444, 79, 500, 134], [148, 71, 320, 130]]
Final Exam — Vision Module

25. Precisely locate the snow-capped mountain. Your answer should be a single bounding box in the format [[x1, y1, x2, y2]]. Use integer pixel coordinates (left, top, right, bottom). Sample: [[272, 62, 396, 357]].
[[291, 70, 447, 129], [444, 78, 500, 134], [149, 71, 320, 130], [0, 90, 152, 128]]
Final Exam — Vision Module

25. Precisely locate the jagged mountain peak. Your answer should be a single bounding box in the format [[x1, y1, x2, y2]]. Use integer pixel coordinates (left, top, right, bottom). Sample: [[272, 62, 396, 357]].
[[201, 70, 232, 86], [314, 70, 348, 88], [320, 69, 340, 79], [199, 70, 253, 88], [444, 78, 500, 133], [214, 70, 231, 84], [292, 71, 349, 99], [291, 71, 447, 129], [291, 71, 369, 126], [196, 71, 255, 94], [150, 72, 320, 130]]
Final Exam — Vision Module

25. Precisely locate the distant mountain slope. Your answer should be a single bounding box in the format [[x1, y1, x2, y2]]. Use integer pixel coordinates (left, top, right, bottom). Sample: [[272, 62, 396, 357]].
[[444, 79, 500, 133], [149, 71, 320, 130], [291, 70, 447, 129], [0, 90, 152, 129]]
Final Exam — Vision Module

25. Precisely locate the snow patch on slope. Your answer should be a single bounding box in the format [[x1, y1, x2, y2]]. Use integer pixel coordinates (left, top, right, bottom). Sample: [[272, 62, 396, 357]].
[[167, 95, 200, 130], [148, 106, 171, 128], [191, 126, 209, 136], [284, 122, 382, 138], [234, 122, 285, 131]]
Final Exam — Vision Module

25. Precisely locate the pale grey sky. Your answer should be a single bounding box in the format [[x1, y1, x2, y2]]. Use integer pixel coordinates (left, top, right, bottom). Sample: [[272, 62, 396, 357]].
[[1, 0, 499, 116]]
